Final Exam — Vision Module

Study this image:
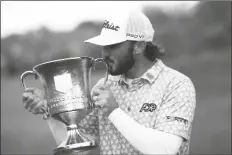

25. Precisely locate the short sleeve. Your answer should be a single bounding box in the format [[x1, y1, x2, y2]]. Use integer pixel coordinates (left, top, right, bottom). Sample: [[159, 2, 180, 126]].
[[154, 78, 196, 140]]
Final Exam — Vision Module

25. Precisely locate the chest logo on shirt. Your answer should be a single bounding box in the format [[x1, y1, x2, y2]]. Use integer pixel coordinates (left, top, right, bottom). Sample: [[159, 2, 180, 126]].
[[139, 103, 157, 112]]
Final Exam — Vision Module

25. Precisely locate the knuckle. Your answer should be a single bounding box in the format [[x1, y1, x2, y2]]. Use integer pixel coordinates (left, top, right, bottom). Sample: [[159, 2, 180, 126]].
[[94, 101, 100, 106], [27, 108, 32, 112], [32, 110, 39, 115], [103, 99, 107, 103], [27, 95, 33, 101], [95, 101, 102, 108], [24, 101, 31, 107], [33, 105, 40, 111], [31, 110, 36, 114], [36, 102, 44, 110], [24, 101, 29, 107], [28, 102, 35, 110], [38, 108, 45, 114], [43, 101, 48, 109], [22, 93, 29, 100], [34, 97, 41, 103], [34, 108, 41, 114], [23, 103, 27, 108], [37, 107, 44, 114], [22, 93, 27, 98]]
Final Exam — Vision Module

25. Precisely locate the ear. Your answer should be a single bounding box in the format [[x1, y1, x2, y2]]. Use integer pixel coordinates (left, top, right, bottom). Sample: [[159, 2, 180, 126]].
[[134, 42, 147, 54]]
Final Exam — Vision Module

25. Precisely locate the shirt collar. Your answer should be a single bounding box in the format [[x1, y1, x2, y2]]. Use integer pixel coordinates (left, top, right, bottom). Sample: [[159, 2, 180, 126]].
[[118, 59, 165, 85]]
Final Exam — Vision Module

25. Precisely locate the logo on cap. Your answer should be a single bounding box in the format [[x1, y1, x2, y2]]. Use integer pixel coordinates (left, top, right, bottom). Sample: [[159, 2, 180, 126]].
[[126, 33, 144, 39], [103, 20, 120, 31]]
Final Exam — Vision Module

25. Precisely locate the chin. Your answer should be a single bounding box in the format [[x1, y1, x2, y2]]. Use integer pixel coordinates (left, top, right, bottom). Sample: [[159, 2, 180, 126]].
[[109, 69, 127, 76], [108, 69, 122, 76], [109, 71, 120, 76]]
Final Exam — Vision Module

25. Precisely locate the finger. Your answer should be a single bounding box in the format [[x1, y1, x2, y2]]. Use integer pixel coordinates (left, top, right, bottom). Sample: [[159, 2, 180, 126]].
[[22, 92, 32, 101], [32, 100, 46, 114], [94, 100, 103, 108], [91, 87, 103, 97], [92, 95, 99, 102], [39, 100, 48, 114], [92, 91, 104, 102], [28, 97, 41, 113], [25, 87, 37, 93], [22, 93, 29, 103], [24, 95, 35, 109], [22, 91, 38, 106], [94, 99, 107, 108]]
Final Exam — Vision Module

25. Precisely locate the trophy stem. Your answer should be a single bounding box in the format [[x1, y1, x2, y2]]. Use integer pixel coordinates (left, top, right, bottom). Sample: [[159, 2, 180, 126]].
[[53, 124, 97, 155]]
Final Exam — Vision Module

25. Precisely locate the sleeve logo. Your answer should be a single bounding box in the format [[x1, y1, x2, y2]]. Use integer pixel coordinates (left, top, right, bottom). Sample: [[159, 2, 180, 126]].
[[166, 116, 189, 124]]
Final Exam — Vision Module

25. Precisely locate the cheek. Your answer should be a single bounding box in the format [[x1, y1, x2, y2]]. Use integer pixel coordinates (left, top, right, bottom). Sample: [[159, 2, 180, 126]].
[[112, 57, 126, 69], [109, 47, 133, 67]]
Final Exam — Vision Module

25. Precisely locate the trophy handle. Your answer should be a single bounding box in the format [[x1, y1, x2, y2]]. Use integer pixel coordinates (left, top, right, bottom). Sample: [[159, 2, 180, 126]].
[[93, 58, 109, 84], [20, 71, 49, 120], [20, 71, 39, 89]]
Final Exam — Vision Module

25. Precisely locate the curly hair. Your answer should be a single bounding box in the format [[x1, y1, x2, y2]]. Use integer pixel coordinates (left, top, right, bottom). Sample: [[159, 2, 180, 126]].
[[129, 41, 165, 62], [143, 42, 166, 61]]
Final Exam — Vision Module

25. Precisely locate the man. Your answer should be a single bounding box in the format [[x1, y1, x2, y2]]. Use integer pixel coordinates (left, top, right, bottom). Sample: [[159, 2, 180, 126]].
[[22, 11, 196, 154]]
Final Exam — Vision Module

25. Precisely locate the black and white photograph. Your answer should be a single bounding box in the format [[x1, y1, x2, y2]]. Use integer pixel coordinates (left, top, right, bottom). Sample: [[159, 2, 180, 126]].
[[1, 1, 231, 155]]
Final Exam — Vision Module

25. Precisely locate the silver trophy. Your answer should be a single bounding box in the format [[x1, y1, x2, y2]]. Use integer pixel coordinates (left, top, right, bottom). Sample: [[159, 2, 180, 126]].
[[20, 57, 108, 154]]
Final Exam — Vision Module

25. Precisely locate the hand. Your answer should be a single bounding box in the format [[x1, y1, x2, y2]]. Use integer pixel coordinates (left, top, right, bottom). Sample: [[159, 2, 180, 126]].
[[22, 87, 47, 114], [91, 84, 118, 117]]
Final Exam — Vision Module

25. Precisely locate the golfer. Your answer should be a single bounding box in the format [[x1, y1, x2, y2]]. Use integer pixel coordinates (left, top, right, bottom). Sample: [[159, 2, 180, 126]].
[[22, 11, 196, 155]]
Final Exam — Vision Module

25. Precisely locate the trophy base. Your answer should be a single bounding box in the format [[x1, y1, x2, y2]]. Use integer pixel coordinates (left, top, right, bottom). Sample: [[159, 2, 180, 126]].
[[53, 141, 97, 155]]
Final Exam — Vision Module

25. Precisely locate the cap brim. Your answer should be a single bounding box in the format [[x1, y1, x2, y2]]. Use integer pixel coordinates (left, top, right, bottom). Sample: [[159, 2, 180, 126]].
[[84, 35, 126, 46]]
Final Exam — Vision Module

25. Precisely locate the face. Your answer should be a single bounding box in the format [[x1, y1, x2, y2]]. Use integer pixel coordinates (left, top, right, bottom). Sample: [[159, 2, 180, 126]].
[[102, 41, 135, 76]]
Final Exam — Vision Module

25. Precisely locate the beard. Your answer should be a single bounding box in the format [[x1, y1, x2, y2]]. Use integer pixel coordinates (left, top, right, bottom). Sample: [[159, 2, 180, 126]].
[[108, 48, 135, 76]]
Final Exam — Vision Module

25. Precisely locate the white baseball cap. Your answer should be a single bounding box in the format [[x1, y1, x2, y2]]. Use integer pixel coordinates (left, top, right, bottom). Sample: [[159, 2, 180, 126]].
[[84, 11, 155, 46]]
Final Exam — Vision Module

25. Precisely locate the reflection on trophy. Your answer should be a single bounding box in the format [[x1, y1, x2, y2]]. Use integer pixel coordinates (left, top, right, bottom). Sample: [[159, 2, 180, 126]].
[[20, 57, 108, 154]]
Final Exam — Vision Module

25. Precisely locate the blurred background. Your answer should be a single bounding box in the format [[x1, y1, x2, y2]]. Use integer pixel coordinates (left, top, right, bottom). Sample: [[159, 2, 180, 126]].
[[1, 1, 231, 154]]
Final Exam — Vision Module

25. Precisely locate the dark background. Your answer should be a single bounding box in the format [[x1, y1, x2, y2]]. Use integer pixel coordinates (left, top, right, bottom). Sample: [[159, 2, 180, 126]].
[[1, 1, 231, 154]]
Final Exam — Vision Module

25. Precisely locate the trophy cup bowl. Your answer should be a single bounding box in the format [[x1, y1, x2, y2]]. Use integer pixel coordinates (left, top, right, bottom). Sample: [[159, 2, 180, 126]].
[[20, 57, 108, 154]]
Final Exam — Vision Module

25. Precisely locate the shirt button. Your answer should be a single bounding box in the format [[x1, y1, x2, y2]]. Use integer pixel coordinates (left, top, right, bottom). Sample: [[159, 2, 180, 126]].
[[127, 107, 131, 111]]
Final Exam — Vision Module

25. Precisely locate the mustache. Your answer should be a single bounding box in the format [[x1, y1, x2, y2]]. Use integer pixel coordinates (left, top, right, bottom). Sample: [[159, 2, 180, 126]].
[[104, 58, 114, 64]]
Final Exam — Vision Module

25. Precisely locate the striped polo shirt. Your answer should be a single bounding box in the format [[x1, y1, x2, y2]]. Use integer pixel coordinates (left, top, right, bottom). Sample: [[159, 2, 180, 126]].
[[79, 59, 196, 155]]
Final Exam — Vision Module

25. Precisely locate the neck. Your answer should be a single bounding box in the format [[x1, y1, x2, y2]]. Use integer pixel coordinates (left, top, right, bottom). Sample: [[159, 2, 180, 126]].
[[125, 58, 157, 79]]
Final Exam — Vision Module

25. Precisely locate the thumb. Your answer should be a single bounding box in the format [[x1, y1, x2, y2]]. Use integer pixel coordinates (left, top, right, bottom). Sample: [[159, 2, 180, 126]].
[[25, 87, 37, 93]]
